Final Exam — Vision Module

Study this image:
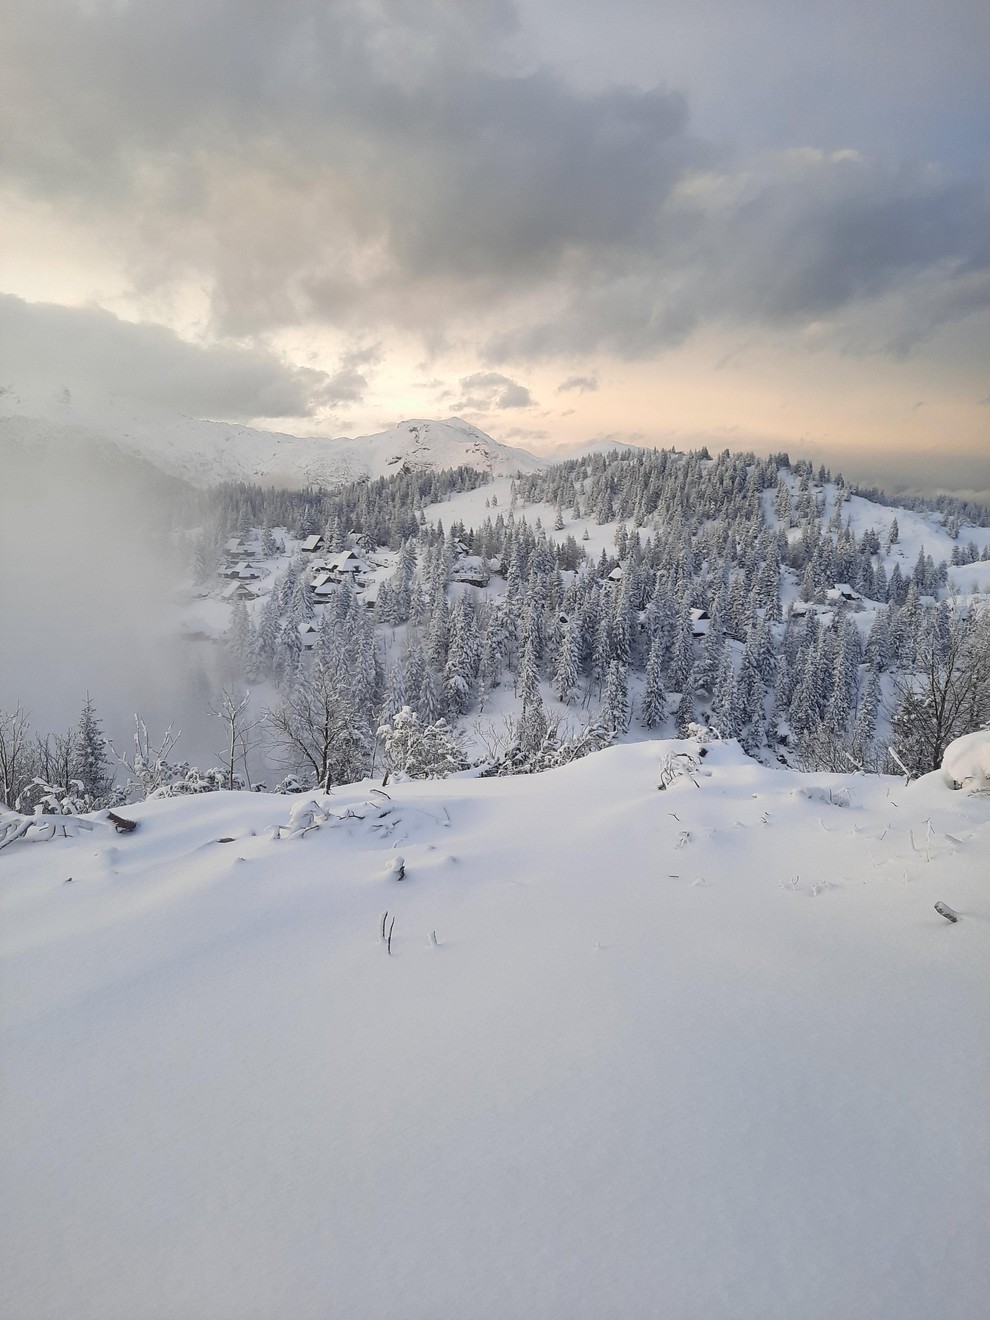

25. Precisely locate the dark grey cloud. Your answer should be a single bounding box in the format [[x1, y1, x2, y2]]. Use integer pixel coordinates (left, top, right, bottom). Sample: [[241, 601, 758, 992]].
[[557, 375, 599, 393], [2, 2, 988, 363], [456, 371, 533, 410], [0, 295, 341, 418], [485, 152, 990, 360]]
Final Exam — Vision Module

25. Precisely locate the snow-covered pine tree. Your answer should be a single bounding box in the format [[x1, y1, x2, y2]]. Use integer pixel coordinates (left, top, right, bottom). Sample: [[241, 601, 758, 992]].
[[852, 665, 881, 763], [675, 689, 696, 737], [551, 619, 580, 704], [667, 599, 695, 694], [225, 599, 256, 680], [75, 695, 113, 805], [639, 636, 667, 729], [601, 659, 631, 734]]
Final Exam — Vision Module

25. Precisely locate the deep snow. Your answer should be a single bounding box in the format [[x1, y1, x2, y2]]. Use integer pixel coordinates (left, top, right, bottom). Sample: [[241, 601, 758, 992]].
[[2, 741, 988, 1320]]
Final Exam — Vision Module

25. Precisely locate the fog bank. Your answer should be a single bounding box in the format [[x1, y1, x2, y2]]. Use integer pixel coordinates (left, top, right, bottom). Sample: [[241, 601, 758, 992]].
[[0, 429, 223, 769]]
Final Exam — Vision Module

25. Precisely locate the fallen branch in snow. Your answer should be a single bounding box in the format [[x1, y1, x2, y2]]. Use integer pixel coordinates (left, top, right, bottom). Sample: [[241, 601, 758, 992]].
[[1, 804, 99, 852], [107, 811, 138, 833], [658, 750, 703, 790]]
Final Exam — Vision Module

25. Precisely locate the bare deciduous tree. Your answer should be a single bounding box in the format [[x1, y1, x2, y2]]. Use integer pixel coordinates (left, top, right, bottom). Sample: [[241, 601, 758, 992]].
[[209, 689, 260, 789], [265, 665, 372, 791], [0, 705, 34, 808], [889, 607, 990, 775]]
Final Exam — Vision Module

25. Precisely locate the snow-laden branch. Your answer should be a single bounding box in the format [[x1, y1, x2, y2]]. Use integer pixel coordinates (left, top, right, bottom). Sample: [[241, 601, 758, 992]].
[[0, 802, 98, 852]]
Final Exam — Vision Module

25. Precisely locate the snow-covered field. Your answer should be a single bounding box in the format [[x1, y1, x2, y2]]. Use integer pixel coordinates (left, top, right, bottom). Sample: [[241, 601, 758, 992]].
[[3, 740, 988, 1320]]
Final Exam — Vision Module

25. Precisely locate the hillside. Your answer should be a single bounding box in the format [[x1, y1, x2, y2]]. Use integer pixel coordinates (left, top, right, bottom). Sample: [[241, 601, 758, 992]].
[[0, 385, 545, 489], [2, 739, 988, 1319]]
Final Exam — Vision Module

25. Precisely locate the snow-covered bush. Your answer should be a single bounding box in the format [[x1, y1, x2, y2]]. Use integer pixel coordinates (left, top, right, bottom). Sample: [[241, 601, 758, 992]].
[[485, 710, 613, 777], [157, 767, 246, 797], [941, 728, 990, 792], [23, 778, 90, 816], [378, 707, 465, 781], [658, 745, 706, 790]]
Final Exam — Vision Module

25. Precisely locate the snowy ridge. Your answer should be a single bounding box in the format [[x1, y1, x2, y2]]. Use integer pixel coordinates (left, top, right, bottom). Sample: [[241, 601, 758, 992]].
[[0, 385, 545, 489], [2, 739, 988, 1319]]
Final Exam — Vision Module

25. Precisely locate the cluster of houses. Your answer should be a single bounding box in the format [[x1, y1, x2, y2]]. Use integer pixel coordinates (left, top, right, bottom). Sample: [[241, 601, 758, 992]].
[[219, 537, 265, 602], [211, 532, 378, 606], [308, 550, 369, 600]]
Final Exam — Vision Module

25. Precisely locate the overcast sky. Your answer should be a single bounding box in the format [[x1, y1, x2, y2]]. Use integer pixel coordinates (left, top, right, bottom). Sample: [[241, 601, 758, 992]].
[[2, 0, 987, 497]]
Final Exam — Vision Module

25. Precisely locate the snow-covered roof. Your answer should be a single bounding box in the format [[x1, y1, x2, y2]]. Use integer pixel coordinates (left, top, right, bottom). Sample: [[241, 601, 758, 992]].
[[328, 550, 363, 572], [301, 535, 324, 552], [221, 581, 258, 600]]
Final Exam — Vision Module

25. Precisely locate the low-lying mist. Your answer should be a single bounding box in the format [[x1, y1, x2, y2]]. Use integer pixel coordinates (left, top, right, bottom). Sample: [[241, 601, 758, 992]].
[[0, 430, 226, 774]]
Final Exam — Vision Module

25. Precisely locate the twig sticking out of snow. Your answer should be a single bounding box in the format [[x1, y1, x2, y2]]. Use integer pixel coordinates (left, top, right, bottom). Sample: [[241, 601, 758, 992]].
[[379, 910, 396, 953], [887, 747, 912, 783]]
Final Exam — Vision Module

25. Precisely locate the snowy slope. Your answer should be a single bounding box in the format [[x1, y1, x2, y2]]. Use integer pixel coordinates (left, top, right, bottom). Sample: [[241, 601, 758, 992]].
[[0, 384, 545, 489], [2, 741, 988, 1320]]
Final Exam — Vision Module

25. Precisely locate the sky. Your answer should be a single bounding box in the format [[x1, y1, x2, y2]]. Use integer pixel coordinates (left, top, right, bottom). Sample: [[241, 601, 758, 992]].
[[1, 0, 988, 499]]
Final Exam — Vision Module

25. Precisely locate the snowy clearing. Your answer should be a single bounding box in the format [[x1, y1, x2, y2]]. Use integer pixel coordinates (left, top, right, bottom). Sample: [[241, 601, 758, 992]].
[[2, 740, 988, 1320]]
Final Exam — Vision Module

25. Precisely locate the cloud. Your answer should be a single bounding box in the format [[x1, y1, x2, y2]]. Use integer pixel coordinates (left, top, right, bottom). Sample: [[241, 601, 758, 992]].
[[557, 375, 599, 393], [1, 2, 988, 365], [0, 0, 700, 335], [486, 150, 990, 359], [317, 367, 368, 405], [456, 371, 533, 410], [339, 343, 383, 370], [0, 294, 340, 418], [498, 426, 550, 442]]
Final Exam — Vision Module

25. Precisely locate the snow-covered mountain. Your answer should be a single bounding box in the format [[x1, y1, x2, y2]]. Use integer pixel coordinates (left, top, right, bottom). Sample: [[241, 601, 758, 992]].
[[0, 384, 546, 489], [2, 737, 988, 1319]]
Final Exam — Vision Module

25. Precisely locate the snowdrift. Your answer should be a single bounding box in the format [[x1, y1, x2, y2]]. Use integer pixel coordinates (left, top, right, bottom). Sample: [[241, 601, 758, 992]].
[[942, 728, 990, 792], [2, 742, 988, 1320]]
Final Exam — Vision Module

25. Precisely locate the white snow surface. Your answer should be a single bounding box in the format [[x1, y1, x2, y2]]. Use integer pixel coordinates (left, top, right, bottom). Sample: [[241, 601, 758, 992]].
[[942, 729, 990, 791], [2, 741, 988, 1320], [0, 385, 545, 489]]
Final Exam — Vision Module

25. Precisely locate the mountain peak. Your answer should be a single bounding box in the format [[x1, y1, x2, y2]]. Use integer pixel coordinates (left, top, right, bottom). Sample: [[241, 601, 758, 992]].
[[0, 387, 546, 489]]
